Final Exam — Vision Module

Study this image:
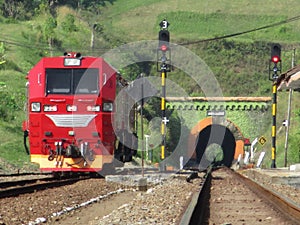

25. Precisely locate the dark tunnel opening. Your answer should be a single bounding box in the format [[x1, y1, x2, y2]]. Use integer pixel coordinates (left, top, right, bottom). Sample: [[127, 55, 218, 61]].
[[195, 124, 236, 168]]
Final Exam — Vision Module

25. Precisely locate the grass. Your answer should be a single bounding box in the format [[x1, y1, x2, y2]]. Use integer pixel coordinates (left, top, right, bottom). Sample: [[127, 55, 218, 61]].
[[102, 0, 300, 43], [0, 118, 31, 171], [164, 12, 289, 40], [0, 69, 30, 170]]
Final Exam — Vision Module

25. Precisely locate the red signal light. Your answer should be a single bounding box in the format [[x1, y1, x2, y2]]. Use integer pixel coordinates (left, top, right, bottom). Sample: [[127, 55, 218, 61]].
[[271, 56, 280, 63], [160, 44, 168, 51], [244, 138, 251, 146]]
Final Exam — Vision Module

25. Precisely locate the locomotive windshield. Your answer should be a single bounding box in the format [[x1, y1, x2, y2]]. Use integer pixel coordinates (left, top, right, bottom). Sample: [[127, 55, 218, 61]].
[[46, 68, 99, 95]]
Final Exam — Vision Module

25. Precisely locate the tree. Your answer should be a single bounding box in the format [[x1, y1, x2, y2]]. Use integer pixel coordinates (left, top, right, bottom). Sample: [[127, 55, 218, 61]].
[[43, 16, 57, 56], [0, 0, 40, 19], [1, 0, 20, 18], [61, 14, 78, 32], [77, 0, 112, 12], [34, 0, 58, 16]]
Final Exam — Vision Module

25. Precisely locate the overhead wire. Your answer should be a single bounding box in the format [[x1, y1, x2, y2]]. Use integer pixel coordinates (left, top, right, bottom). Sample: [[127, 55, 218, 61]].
[[0, 39, 47, 50], [1, 14, 300, 51], [0, 37, 113, 54], [180, 14, 300, 45]]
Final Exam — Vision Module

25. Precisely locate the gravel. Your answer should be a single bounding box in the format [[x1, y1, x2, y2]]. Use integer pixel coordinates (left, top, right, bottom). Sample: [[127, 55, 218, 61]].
[[2, 167, 298, 225], [0, 179, 129, 225], [0, 172, 203, 225], [94, 175, 202, 225]]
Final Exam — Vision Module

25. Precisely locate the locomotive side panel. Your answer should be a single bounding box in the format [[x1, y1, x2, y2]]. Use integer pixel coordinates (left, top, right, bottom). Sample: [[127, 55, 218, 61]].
[[100, 59, 117, 102], [98, 59, 116, 157]]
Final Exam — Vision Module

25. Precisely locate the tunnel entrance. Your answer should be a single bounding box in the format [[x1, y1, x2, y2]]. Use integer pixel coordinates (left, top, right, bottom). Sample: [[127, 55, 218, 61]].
[[195, 124, 236, 168]]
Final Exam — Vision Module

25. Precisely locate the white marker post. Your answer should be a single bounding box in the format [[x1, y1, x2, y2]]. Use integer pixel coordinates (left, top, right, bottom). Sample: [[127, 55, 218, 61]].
[[256, 152, 266, 168]]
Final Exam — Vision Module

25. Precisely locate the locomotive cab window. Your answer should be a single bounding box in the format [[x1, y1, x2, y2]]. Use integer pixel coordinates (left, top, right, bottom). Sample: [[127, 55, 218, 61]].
[[46, 68, 99, 95]]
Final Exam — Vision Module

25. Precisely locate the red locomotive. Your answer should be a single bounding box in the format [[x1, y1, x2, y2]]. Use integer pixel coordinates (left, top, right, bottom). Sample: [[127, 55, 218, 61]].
[[22, 52, 136, 173]]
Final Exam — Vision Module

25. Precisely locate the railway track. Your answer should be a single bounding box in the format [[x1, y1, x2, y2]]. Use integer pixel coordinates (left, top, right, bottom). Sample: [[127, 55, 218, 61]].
[[182, 167, 300, 225], [2, 166, 300, 224], [0, 172, 52, 177], [0, 175, 91, 198]]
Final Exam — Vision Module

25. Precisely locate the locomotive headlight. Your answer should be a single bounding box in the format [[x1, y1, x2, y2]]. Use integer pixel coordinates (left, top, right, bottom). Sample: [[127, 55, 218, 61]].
[[44, 105, 58, 112], [103, 102, 113, 112], [64, 58, 81, 66], [67, 105, 77, 112], [87, 105, 100, 112], [68, 130, 75, 136], [31, 102, 41, 112]]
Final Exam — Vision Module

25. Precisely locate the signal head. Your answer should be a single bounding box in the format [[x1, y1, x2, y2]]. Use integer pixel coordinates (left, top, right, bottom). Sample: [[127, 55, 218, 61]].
[[271, 56, 280, 63], [158, 30, 170, 47], [271, 43, 281, 63], [160, 44, 168, 52]]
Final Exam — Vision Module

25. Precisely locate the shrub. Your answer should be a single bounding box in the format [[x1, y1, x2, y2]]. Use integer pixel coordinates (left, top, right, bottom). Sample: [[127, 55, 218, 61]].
[[61, 14, 78, 32]]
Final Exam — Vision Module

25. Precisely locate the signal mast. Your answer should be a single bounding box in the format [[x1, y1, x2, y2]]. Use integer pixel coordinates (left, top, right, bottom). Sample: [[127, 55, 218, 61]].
[[157, 19, 171, 170], [269, 43, 282, 168]]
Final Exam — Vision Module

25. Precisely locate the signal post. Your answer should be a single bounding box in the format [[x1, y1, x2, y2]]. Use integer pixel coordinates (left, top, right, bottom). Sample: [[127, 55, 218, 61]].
[[269, 43, 281, 168], [157, 19, 171, 170]]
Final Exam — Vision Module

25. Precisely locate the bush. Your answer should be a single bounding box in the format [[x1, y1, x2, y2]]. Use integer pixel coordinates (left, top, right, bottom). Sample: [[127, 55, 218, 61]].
[[0, 86, 23, 122], [61, 14, 78, 32]]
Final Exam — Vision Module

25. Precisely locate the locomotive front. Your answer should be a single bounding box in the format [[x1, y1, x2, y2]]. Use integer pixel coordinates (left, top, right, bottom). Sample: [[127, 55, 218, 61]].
[[23, 52, 117, 172]]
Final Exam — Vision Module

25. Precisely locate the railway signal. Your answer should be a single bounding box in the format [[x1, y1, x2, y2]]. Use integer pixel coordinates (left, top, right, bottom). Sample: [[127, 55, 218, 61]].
[[157, 19, 171, 170], [271, 44, 281, 62], [157, 19, 171, 72], [269, 43, 282, 81], [158, 30, 170, 54], [268, 43, 282, 168]]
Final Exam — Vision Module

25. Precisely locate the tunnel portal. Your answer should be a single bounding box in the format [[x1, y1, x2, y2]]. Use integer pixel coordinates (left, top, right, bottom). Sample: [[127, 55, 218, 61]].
[[195, 124, 236, 168]]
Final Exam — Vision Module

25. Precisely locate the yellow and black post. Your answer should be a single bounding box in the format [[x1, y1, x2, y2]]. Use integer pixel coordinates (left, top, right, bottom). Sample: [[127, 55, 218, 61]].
[[157, 19, 171, 170], [271, 83, 277, 168], [269, 43, 281, 168], [161, 70, 167, 160]]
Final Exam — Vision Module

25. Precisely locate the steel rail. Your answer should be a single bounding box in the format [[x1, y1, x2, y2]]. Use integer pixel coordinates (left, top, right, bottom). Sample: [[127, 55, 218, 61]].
[[179, 169, 212, 225], [0, 177, 90, 199], [179, 167, 300, 225], [231, 168, 300, 224], [0, 177, 55, 189], [0, 172, 52, 177]]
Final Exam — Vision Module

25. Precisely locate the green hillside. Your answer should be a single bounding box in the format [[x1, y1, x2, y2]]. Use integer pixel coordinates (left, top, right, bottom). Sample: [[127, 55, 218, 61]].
[[0, 0, 300, 171]]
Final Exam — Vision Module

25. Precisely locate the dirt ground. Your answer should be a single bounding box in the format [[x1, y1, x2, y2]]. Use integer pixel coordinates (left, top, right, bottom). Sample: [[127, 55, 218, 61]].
[[0, 179, 131, 225], [47, 191, 137, 225]]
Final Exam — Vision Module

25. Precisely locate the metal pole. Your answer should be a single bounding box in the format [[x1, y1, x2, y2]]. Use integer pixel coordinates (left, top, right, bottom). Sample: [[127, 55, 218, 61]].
[[161, 70, 167, 171], [145, 135, 150, 161], [269, 44, 281, 168], [141, 74, 144, 177], [158, 19, 170, 171], [161, 70, 166, 160], [271, 83, 277, 168], [284, 49, 295, 167], [284, 88, 292, 167]]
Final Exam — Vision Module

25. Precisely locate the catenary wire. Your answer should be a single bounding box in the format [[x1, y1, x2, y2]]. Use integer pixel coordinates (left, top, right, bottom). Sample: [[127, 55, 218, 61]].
[[180, 14, 300, 45], [1, 14, 300, 51]]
